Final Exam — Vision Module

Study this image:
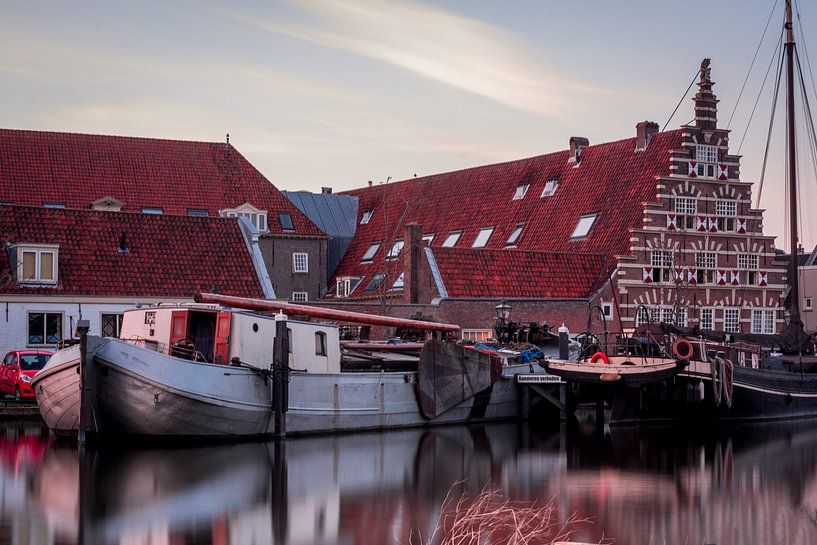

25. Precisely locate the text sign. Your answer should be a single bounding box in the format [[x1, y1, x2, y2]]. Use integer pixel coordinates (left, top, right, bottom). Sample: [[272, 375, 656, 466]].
[[517, 374, 564, 384]]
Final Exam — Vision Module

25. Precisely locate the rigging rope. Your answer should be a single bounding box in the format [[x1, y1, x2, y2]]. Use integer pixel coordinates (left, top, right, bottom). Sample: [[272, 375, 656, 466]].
[[794, 0, 817, 105], [728, 0, 780, 129], [754, 38, 786, 208], [739, 29, 785, 154], [662, 69, 699, 133]]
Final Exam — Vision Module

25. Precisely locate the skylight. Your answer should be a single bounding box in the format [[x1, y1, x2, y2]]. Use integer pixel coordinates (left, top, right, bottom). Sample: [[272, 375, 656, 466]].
[[391, 272, 405, 290], [364, 272, 386, 291], [505, 224, 525, 247], [571, 214, 598, 239], [360, 210, 374, 224], [387, 239, 404, 260], [422, 234, 435, 245], [540, 179, 559, 197], [361, 241, 381, 262], [279, 212, 294, 230], [512, 183, 530, 200], [442, 231, 462, 247], [472, 227, 494, 248]]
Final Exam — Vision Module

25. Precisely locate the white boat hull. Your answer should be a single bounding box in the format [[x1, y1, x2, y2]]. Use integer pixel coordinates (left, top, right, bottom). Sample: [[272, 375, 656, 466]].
[[31, 345, 82, 436]]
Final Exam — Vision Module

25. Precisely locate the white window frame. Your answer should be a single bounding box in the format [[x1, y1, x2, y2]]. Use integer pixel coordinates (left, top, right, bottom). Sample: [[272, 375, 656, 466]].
[[601, 302, 614, 321], [738, 254, 759, 270], [472, 227, 494, 248], [716, 200, 737, 217], [386, 239, 404, 260], [696, 252, 717, 269], [512, 183, 530, 200], [462, 329, 493, 342], [335, 277, 361, 298], [442, 231, 462, 248], [751, 309, 775, 334], [391, 272, 405, 290], [16, 244, 59, 285], [674, 197, 697, 215], [806, 297, 813, 311], [570, 214, 597, 239], [315, 331, 327, 356], [700, 308, 714, 330], [219, 203, 269, 233], [540, 179, 559, 198], [505, 224, 524, 247], [724, 308, 740, 333], [361, 242, 381, 263], [360, 210, 374, 224], [292, 252, 309, 273], [422, 234, 435, 245], [291, 291, 308, 302], [696, 144, 718, 163]]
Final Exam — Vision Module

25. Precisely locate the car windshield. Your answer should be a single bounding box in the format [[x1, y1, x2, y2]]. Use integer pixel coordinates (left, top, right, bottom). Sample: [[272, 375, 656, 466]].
[[19, 354, 49, 371]]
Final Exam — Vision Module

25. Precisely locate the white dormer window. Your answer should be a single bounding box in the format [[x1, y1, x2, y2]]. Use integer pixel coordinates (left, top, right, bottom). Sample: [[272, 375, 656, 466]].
[[472, 227, 494, 248], [387, 239, 404, 260], [219, 203, 269, 233], [570, 214, 598, 239], [505, 224, 525, 247], [391, 272, 405, 290], [293, 252, 308, 273], [336, 276, 362, 297], [360, 209, 374, 224], [512, 183, 530, 200], [15, 244, 59, 285], [442, 230, 462, 247], [361, 241, 381, 262], [540, 179, 559, 197]]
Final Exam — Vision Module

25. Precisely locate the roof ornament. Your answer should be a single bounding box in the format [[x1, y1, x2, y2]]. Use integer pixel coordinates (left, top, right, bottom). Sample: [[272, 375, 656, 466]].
[[700, 58, 711, 85], [226, 133, 230, 145]]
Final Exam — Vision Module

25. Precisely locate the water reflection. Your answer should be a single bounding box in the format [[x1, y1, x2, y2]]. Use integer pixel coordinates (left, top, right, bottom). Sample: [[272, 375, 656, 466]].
[[1, 418, 817, 544]]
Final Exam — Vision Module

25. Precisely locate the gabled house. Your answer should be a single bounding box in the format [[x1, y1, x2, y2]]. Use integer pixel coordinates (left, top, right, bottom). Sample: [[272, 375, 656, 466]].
[[0, 206, 269, 355], [0, 129, 329, 301]]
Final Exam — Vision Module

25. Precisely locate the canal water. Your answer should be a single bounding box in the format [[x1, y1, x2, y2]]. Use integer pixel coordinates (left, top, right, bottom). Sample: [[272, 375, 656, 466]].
[[1, 416, 817, 545]]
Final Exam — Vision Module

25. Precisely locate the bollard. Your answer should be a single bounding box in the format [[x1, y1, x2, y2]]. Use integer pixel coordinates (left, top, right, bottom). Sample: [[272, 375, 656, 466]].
[[558, 324, 570, 360], [273, 313, 290, 437]]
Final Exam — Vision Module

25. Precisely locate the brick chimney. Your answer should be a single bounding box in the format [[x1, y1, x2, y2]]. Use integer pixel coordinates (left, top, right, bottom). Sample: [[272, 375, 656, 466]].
[[569, 136, 589, 163], [635, 121, 659, 151], [693, 58, 718, 130], [402, 222, 422, 304]]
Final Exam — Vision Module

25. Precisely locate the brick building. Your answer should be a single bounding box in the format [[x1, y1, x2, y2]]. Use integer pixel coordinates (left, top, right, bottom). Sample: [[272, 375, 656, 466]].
[[317, 61, 787, 339]]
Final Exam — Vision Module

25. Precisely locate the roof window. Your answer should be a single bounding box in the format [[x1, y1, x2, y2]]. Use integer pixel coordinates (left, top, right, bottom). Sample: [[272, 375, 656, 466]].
[[422, 234, 435, 245], [391, 272, 405, 290], [512, 183, 530, 201], [360, 209, 374, 224], [141, 207, 163, 215], [187, 208, 209, 217], [540, 179, 559, 197], [442, 231, 462, 248], [279, 212, 294, 231], [571, 214, 598, 239], [43, 202, 65, 209], [364, 272, 386, 291], [505, 223, 525, 247], [387, 239, 404, 260], [361, 241, 381, 262], [220, 203, 268, 233], [472, 227, 494, 248]]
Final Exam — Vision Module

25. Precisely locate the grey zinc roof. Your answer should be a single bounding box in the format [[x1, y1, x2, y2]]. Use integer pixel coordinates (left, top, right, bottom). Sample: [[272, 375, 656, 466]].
[[283, 190, 358, 238]]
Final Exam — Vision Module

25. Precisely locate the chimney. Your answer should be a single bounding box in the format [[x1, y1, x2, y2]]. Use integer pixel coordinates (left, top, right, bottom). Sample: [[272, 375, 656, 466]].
[[693, 58, 719, 130], [635, 121, 659, 151], [321, 187, 332, 194], [569, 136, 589, 163], [402, 222, 422, 304], [367, 180, 373, 187]]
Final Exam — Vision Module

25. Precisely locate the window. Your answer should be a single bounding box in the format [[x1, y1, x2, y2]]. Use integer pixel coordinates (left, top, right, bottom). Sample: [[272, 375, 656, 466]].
[[724, 308, 740, 333], [462, 329, 493, 342], [220, 204, 268, 233], [364, 272, 386, 292], [279, 213, 294, 231], [700, 308, 714, 331], [807, 297, 813, 311], [387, 239, 404, 260], [43, 202, 65, 209], [336, 277, 361, 297], [512, 183, 530, 200], [101, 313, 124, 338], [28, 312, 62, 345], [187, 208, 209, 217], [360, 209, 374, 224], [695, 145, 718, 178], [422, 234, 435, 245], [674, 198, 697, 229], [651, 250, 673, 283], [634, 306, 652, 327], [571, 214, 597, 239], [696, 252, 717, 284], [715, 200, 736, 231], [738, 254, 759, 284], [472, 227, 494, 248], [293, 252, 308, 273], [141, 207, 163, 214], [315, 332, 327, 356], [540, 179, 559, 197], [442, 231, 462, 247], [391, 272, 405, 290], [602, 302, 614, 321], [361, 242, 381, 262], [16, 245, 58, 285], [291, 292, 308, 302], [505, 224, 525, 247], [751, 309, 775, 334]]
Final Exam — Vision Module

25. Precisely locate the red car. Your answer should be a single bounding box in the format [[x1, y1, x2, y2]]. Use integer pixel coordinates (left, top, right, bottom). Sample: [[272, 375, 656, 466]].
[[1, 350, 52, 400]]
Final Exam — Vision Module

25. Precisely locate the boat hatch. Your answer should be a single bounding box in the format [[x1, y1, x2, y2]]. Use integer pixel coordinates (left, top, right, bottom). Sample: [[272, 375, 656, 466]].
[[169, 309, 231, 364]]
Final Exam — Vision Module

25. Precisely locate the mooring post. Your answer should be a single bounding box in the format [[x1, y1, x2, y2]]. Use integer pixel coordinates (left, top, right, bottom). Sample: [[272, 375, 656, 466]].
[[558, 324, 569, 360], [273, 314, 289, 437], [77, 319, 92, 446]]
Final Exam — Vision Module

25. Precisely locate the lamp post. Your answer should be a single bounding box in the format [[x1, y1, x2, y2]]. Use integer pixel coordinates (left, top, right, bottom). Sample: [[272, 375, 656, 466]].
[[495, 300, 512, 326]]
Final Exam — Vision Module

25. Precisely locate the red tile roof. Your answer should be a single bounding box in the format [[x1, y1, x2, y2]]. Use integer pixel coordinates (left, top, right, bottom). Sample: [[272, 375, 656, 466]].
[[430, 248, 615, 299], [0, 206, 265, 298], [330, 130, 682, 294], [0, 129, 324, 237]]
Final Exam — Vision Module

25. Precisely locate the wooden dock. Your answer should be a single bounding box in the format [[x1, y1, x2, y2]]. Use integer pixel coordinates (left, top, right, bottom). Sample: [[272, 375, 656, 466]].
[[517, 373, 568, 420]]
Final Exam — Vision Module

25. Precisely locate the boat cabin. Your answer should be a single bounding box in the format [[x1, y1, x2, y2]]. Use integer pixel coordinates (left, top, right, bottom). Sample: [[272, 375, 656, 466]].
[[119, 305, 341, 373]]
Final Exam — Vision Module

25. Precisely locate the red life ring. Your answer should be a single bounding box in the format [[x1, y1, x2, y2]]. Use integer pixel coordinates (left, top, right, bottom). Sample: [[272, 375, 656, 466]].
[[672, 339, 694, 360], [590, 351, 610, 364]]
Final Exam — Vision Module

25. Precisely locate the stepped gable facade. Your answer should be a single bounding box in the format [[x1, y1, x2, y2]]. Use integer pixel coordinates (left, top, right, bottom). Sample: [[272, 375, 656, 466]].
[[0, 129, 329, 301]]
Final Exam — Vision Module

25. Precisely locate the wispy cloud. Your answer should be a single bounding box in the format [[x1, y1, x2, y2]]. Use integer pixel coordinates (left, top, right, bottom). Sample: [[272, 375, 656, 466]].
[[205, 0, 598, 117]]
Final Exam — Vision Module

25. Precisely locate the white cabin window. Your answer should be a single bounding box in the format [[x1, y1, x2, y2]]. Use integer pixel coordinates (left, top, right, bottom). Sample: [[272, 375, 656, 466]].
[[512, 183, 529, 200], [28, 312, 62, 346], [472, 227, 494, 248], [315, 332, 327, 356], [724, 308, 740, 333], [570, 214, 597, 239], [387, 239, 404, 260], [291, 291, 308, 302], [293, 252, 308, 273], [361, 242, 381, 262], [540, 179, 559, 198], [505, 224, 525, 247], [442, 231, 462, 247], [360, 209, 374, 224], [15, 244, 59, 285]]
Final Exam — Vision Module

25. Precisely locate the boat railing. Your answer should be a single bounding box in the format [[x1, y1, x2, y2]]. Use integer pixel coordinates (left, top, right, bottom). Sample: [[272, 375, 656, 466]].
[[122, 336, 170, 356]]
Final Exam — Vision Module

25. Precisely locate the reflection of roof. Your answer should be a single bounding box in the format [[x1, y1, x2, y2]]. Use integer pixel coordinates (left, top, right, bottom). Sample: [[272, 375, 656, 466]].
[[283, 191, 358, 238], [429, 248, 616, 299], [0, 128, 323, 236], [330, 130, 682, 289], [1, 206, 265, 298]]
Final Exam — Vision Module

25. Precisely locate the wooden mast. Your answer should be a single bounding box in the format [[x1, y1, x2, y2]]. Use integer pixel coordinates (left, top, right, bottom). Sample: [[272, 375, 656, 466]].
[[785, 0, 801, 324]]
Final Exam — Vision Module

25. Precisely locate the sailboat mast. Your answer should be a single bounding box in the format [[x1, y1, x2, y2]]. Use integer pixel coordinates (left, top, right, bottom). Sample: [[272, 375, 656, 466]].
[[785, 0, 801, 324]]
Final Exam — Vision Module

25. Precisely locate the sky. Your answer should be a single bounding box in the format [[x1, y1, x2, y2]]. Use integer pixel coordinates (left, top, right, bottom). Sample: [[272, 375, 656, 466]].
[[3, 0, 816, 250]]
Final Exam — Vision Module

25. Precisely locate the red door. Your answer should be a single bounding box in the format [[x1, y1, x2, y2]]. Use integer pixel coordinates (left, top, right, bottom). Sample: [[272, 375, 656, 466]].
[[213, 312, 231, 365], [169, 311, 189, 346]]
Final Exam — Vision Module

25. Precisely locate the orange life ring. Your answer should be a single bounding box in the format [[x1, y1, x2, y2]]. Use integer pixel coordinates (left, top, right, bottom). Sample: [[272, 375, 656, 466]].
[[672, 339, 694, 360], [590, 351, 610, 365]]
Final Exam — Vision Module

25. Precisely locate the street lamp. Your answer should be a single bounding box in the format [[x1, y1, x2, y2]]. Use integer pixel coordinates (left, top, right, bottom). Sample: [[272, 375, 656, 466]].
[[495, 300, 512, 324]]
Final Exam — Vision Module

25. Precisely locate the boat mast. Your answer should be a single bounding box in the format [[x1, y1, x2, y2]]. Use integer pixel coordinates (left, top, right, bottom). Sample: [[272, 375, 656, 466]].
[[785, 0, 801, 324]]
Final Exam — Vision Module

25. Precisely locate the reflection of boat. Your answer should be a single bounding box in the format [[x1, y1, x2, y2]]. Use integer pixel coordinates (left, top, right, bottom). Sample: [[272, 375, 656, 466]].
[[30, 344, 81, 436], [35, 296, 524, 438]]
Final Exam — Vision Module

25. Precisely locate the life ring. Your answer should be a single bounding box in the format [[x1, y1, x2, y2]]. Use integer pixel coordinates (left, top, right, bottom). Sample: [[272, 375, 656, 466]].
[[672, 339, 694, 360], [590, 351, 610, 365]]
